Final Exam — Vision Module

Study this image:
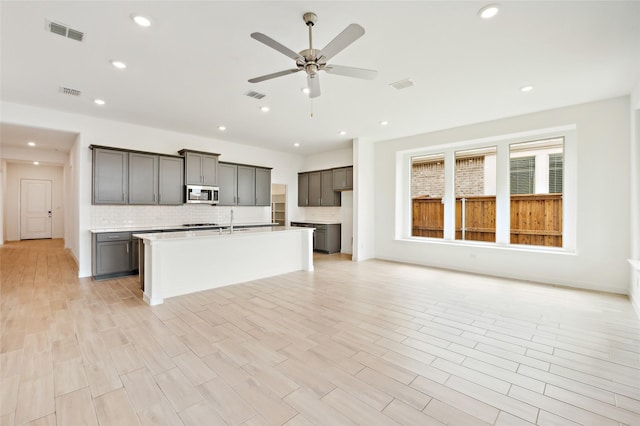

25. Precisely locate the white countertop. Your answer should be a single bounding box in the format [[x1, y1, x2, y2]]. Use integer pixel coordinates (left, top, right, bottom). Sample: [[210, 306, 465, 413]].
[[134, 225, 309, 241], [90, 222, 276, 233], [290, 220, 341, 225]]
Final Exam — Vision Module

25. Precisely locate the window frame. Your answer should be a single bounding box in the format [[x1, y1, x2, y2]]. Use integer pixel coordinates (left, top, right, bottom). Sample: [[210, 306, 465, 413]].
[[397, 125, 576, 253]]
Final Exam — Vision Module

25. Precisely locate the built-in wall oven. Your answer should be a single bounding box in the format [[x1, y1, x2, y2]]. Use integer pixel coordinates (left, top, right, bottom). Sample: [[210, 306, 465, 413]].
[[185, 185, 219, 204]]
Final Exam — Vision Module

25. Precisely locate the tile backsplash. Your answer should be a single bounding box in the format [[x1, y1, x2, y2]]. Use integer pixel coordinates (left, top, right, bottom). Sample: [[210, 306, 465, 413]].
[[297, 207, 342, 223], [91, 205, 270, 229]]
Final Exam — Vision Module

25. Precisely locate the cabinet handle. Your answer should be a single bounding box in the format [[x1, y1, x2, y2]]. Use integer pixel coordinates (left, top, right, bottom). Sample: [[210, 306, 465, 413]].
[[126, 243, 129, 253]]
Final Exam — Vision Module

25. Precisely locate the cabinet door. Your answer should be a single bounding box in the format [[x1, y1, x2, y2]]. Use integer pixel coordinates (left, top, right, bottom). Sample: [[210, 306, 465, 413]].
[[332, 167, 353, 190], [346, 167, 353, 189], [314, 229, 326, 251], [202, 155, 218, 186], [185, 152, 203, 184], [159, 156, 184, 205], [237, 165, 256, 206], [131, 238, 140, 271], [308, 172, 322, 206], [96, 241, 130, 275], [255, 168, 271, 206], [298, 173, 309, 206], [218, 163, 237, 205], [93, 148, 128, 204], [129, 153, 158, 205], [333, 168, 347, 190], [321, 170, 340, 206]]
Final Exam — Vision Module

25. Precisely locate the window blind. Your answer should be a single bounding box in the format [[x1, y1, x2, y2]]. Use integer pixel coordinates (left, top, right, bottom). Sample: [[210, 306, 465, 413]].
[[510, 156, 535, 194], [549, 153, 563, 194]]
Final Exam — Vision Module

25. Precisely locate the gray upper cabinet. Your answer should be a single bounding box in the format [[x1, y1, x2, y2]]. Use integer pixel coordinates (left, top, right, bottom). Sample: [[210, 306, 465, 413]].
[[321, 170, 340, 206], [159, 156, 184, 204], [129, 153, 159, 205], [255, 168, 271, 206], [237, 166, 255, 206], [180, 150, 219, 185], [333, 166, 353, 190], [93, 148, 128, 205], [219, 162, 271, 206], [298, 173, 309, 206], [308, 172, 322, 206], [218, 163, 238, 205]]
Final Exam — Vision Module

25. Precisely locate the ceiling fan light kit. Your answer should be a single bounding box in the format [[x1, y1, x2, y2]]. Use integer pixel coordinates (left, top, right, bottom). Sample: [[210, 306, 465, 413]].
[[248, 12, 377, 98]]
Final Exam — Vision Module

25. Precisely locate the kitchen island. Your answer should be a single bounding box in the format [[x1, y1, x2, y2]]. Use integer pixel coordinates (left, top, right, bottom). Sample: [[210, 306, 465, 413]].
[[134, 226, 314, 305]]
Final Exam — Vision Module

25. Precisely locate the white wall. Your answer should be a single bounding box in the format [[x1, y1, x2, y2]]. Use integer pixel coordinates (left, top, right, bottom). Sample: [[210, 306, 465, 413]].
[[354, 137, 376, 261], [5, 163, 65, 241], [0, 160, 5, 244], [630, 81, 640, 315], [2, 101, 304, 277], [372, 97, 631, 294]]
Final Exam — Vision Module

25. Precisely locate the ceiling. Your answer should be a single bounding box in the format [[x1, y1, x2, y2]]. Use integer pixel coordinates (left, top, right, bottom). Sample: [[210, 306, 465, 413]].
[[1, 1, 639, 156]]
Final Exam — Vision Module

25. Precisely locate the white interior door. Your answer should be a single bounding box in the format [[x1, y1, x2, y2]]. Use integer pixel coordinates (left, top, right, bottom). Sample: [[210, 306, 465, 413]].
[[20, 179, 52, 240]]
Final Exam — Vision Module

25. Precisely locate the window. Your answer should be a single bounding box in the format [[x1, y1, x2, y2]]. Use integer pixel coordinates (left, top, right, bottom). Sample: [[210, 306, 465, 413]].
[[411, 153, 444, 239], [510, 156, 535, 194], [549, 153, 563, 193], [455, 147, 496, 242], [406, 131, 571, 251]]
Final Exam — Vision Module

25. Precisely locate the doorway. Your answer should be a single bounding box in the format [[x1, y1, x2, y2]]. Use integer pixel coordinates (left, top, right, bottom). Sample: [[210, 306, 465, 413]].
[[20, 178, 52, 240], [271, 184, 286, 225]]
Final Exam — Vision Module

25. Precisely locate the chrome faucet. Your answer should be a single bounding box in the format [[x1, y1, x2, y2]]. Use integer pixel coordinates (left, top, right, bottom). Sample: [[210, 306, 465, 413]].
[[229, 209, 234, 233]]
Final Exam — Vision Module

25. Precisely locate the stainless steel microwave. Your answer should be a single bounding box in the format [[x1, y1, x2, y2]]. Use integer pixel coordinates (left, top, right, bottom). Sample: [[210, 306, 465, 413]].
[[185, 185, 219, 204]]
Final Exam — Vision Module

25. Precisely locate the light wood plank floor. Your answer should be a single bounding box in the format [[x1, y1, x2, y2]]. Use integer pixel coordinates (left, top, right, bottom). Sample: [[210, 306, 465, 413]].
[[1, 239, 639, 425]]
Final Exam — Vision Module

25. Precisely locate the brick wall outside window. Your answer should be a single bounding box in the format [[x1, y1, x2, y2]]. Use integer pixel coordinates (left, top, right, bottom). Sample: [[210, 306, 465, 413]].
[[412, 156, 484, 198]]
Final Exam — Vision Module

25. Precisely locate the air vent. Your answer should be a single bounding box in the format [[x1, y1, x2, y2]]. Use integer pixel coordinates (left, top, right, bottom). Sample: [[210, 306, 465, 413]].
[[244, 90, 266, 100], [46, 19, 84, 42], [389, 78, 414, 90], [59, 86, 82, 97]]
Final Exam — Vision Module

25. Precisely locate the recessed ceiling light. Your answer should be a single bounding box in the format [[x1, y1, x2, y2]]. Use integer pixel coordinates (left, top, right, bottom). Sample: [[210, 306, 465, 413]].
[[520, 85, 534, 92], [218, 126, 226, 131], [28, 141, 36, 147], [93, 99, 106, 105], [478, 4, 499, 19], [339, 131, 347, 136], [380, 121, 389, 126], [294, 143, 300, 147], [111, 60, 127, 69], [33, 161, 40, 165], [260, 106, 270, 112], [131, 14, 152, 27], [301, 88, 310, 95]]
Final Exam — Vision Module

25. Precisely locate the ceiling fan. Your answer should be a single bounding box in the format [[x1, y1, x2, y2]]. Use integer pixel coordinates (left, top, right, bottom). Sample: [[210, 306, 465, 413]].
[[248, 12, 377, 98]]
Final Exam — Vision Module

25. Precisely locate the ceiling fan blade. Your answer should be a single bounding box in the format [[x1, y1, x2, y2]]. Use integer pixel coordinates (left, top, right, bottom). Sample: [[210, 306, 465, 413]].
[[324, 64, 377, 80], [307, 75, 321, 98], [248, 68, 301, 83], [250, 32, 303, 61], [319, 24, 365, 61]]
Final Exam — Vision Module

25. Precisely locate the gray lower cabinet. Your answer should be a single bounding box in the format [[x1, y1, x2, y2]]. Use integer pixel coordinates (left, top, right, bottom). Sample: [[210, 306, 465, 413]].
[[92, 232, 132, 278], [93, 148, 128, 204], [158, 156, 184, 204], [290, 222, 341, 253], [129, 153, 158, 204]]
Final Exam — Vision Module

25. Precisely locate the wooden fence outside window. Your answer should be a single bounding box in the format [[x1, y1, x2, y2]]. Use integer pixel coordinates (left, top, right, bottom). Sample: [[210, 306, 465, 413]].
[[412, 194, 562, 247]]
